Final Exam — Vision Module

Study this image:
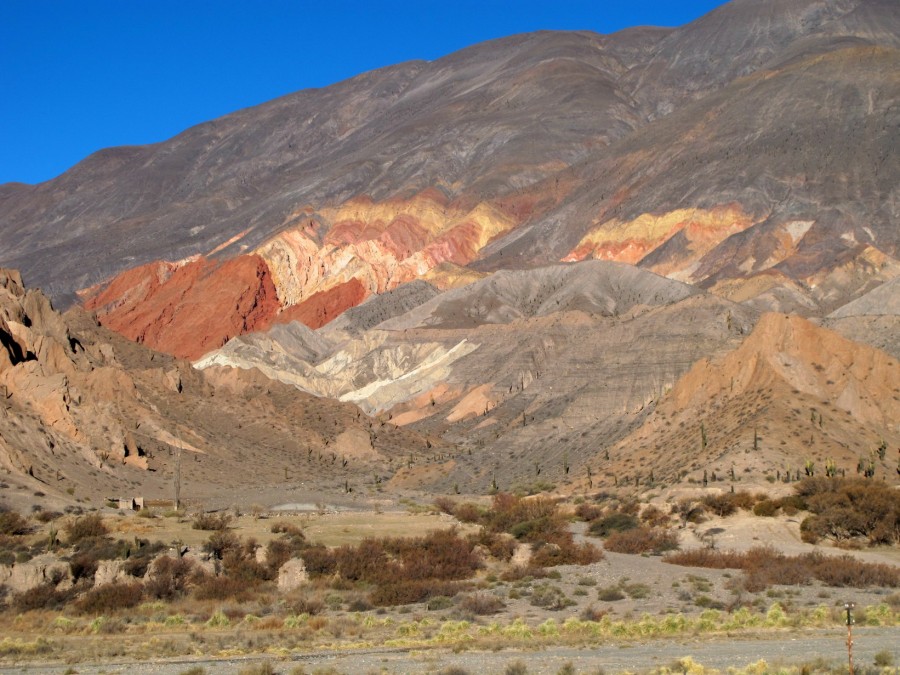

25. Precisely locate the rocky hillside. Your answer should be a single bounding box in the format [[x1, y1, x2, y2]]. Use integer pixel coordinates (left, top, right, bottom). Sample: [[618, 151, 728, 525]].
[[0, 269, 443, 512], [197, 261, 760, 493], [578, 312, 900, 492], [0, 0, 897, 360]]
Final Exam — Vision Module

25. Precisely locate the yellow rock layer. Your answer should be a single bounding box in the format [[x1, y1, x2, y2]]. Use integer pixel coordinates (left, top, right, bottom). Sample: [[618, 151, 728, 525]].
[[563, 205, 754, 277], [256, 193, 515, 310]]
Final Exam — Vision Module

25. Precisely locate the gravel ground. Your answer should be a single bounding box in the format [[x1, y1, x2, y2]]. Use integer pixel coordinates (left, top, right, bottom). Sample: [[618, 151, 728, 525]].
[[1, 627, 896, 675]]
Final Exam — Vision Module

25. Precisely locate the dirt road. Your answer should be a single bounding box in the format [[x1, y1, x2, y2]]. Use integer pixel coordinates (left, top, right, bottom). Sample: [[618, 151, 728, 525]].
[[2, 626, 896, 674]]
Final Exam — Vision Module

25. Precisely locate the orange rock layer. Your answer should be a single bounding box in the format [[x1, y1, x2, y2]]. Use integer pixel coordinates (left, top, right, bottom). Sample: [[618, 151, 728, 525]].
[[81, 190, 517, 360]]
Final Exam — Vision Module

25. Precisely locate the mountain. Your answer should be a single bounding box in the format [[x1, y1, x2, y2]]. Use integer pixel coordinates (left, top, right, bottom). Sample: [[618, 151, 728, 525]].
[[578, 312, 900, 490], [197, 261, 759, 493], [0, 0, 897, 361], [0, 268, 443, 511]]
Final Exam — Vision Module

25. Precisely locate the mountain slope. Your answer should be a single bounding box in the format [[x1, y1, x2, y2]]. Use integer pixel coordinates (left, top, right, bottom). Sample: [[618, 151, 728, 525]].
[[0, 268, 443, 511], [0, 0, 898, 363], [198, 262, 757, 493], [580, 313, 900, 490]]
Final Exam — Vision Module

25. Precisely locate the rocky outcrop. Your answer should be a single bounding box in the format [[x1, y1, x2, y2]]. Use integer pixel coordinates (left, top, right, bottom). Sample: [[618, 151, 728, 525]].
[[276, 558, 309, 592], [0, 554, 72, 593], [0, 267, 444, 509]]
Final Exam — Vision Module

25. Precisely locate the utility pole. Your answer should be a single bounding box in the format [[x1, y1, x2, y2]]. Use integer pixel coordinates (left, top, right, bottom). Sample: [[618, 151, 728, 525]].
[[174, 429, 183, 512], [845, 601, 855, 675]]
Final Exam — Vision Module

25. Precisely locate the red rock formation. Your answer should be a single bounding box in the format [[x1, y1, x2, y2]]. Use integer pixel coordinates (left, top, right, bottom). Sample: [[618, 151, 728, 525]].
[[276, 278, 367, 330], [84, 255, 281, 360]]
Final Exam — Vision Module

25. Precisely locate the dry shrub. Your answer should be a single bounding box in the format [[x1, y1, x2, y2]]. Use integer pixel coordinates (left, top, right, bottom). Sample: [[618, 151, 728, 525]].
[[192, 512, 232, 531], [574, 503, 602, 522], [223, 546, 272, 584], [453, 502, 483, 523], [265, 538, 298, 573], [752, 500, 779, 517], [391, 528, 482, 581], [283, 590, 325, 616], [0, 509, 30, 536], [459, 592, 505, 615], [433, 496, 458, 515], [335, 538, 389, 582], [701, 492, 758, 518], [531, 541, 603, 567], [795, 477, 900, 545], [64, 513, 107, 544], [13, 583, 76, 612], [145, 555, 195, 600], [192, 573, 260, 602], [370, 579, 465, 606], [499, 565, 549, 582], [641, 505, 671, 527], [203, 529, 239, 559], [270, 521, 305, 539], [665, 546, 900, 590], [299, 545, 337, 577], [74, 581, 143, 615], [467, 530, 517, 562], [604, 527, 678, 554]]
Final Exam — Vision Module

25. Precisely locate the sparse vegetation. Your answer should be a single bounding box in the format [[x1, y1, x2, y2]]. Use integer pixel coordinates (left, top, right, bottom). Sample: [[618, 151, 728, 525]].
[[665, 546, 900, 591]]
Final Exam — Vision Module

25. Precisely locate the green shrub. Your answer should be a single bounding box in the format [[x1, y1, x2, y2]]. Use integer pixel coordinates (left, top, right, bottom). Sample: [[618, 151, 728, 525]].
[[588, 512, 638, 537]]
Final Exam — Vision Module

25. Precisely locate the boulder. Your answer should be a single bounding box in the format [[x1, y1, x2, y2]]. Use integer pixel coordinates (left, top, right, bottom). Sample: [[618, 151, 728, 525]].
[[276, 558, 309, 592]]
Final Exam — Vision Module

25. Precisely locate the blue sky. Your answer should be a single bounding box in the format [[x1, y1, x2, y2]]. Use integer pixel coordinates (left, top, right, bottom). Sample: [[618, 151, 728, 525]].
[[1, 1, 726, 185]]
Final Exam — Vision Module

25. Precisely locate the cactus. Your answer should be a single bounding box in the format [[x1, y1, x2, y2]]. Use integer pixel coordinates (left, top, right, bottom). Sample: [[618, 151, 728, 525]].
[[804, 459, 815, 477], [825, 458, 837, 478]]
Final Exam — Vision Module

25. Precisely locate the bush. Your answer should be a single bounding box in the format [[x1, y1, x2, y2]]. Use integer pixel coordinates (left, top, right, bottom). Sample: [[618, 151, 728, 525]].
[[529, 584, 573, 610], [0, 509, 30, 536], [203, 530, 239, 559], [192, 512, 232, 531], [192, 573, 259, 602], [701, 492, 758, 518], [588, 512, 638, 537], [604, 527, 679, 554], [597, 586, 625, 601], [65, 513, 107, 544], [794, 477, 900, 545], [270, 521, 305, 539], [299, 545, 336, 577], [13, 583, 76, 612], [459, 592, 505, 615], [74, 581, 143, 615], [665, 546, 900, 590], [467, 530, 517, 562], [752, 500, 779, 517], [145, 555, 195, 600], [369, 579, 465, 606], [574, 503, 602, 521]]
